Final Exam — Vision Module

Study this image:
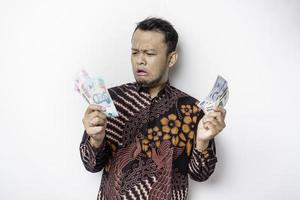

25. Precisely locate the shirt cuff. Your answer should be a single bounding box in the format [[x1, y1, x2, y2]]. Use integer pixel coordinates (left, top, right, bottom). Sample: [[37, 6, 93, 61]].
[[193, 140, 216, 167], [85, 136, 106, 154]]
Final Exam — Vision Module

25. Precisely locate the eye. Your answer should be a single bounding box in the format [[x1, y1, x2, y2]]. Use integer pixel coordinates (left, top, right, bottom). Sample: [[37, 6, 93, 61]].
[[131, 52, 138, 55], [146, 53, 156, 56]]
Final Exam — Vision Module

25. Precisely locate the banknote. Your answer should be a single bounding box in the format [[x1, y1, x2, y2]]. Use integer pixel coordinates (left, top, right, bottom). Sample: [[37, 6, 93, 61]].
[[199, 75, 229, 113], [75, 70, 119, 118]]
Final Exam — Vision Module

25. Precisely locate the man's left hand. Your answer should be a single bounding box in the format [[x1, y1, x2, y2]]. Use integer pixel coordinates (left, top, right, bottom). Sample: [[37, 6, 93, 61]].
[[196, 107, 226, 151]]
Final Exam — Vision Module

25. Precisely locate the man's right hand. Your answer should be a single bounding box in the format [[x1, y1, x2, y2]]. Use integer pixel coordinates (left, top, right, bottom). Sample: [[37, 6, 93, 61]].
[[82, 104, 107, 148]]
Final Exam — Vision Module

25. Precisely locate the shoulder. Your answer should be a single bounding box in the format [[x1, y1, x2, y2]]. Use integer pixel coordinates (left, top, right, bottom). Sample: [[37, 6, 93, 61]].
[[108, 82, 136, 92], [107, 82, 137, 99], [170, 85, 200, 105], [170, 85, 204, 116]]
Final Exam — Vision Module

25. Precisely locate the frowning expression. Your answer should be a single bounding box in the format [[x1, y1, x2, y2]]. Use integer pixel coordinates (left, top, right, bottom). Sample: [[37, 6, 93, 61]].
[[131, 29, 170, 87]]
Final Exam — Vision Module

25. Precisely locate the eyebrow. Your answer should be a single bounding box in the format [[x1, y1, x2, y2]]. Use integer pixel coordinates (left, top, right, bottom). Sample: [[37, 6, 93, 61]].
[[131, 48, 156, 52]]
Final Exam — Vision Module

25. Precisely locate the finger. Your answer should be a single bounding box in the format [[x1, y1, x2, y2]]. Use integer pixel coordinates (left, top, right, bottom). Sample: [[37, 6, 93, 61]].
[[85, 104, 106, 116], [207, 111, 222, 120], [214, 107, 226, 117], [90, 117, 99, 126], [203, 118, 219, 127], [88, 111, 107, 121], [204, 122, 220, 136], [87, 126, 105, 135], [202, 116, 220, 126], [205, 120, 225, 132], [87, 111, 101, 125], [215, 112, 226, 128], [207, 111, 225, 124], [89, 115, 107, 127], [220, 120, 226, 129], [203, 121, 216, 130], [90, 117, 107, 126], [83, 111, 106, 128]]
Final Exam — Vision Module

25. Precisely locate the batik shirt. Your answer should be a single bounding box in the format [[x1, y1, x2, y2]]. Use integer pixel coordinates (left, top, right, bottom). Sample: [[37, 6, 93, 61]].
[[80, 81, 218, 200]]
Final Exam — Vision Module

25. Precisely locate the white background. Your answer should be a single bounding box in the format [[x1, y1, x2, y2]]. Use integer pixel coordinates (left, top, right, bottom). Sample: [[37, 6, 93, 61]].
[[1, 0, 300, 199]]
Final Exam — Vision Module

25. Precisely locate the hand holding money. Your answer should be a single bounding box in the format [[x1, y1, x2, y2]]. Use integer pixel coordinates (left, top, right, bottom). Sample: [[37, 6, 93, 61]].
[[82, 104, 107, 148], [197, 107, 226, 140], [75, 70, 119, 118], [196, 75, 228, 151]]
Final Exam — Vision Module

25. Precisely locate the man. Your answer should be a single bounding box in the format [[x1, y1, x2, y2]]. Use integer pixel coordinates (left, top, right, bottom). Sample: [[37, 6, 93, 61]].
[[80, 17, 226, 200]]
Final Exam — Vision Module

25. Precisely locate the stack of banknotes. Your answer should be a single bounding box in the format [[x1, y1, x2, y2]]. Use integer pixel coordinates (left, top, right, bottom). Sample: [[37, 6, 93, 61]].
[[74, 70, 119, 117], [198, 75, 229, 114]]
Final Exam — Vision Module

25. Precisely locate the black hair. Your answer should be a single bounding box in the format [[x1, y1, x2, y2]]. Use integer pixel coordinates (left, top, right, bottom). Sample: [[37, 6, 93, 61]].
[[134, 17, 178, 54]]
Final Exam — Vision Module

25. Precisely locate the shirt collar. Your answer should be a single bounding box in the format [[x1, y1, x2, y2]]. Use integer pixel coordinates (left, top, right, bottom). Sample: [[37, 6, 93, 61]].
[[135, 80, 172, 97]]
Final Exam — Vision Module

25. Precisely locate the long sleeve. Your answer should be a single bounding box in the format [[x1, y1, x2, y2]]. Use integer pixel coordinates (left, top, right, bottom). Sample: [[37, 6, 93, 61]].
[[79, 130, 112, 173], [188, 138, 218, 182]]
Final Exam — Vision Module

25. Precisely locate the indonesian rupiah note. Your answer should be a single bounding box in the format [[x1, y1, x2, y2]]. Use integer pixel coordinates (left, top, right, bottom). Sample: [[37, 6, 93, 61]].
[[75, 70, 119, 117], [198, 75, 229, 113]]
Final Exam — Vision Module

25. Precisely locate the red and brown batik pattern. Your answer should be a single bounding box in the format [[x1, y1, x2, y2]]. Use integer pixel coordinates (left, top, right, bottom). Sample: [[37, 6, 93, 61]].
[[79, 81, 218, 200]]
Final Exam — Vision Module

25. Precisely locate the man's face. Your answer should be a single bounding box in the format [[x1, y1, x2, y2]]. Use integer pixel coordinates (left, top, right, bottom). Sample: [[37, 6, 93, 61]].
[[131, 29, 170, 87]]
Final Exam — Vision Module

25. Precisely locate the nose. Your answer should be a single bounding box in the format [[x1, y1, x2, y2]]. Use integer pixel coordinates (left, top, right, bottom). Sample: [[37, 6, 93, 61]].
[[136, 53, 146, 65]]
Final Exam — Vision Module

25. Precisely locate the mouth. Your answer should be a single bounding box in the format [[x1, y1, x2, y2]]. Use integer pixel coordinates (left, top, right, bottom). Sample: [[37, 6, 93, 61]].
[[136, 69, 148, 76]]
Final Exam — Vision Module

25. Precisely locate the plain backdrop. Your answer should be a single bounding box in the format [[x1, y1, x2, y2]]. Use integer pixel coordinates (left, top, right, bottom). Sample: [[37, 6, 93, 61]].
[[1, 0, 300, 199]]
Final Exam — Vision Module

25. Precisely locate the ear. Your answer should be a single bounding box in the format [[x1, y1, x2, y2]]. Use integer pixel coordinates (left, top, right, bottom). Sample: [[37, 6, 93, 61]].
[[167, 51, 178, 68]]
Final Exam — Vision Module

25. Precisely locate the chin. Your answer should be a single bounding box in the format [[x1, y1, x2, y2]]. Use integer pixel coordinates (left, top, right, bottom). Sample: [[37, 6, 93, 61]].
[[135, 76, 148, 85], [137, 79, 162, 88], [136, 80, 151, 87]]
